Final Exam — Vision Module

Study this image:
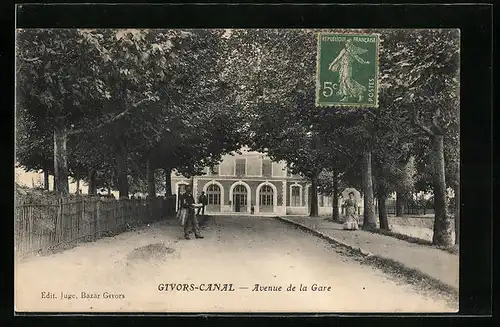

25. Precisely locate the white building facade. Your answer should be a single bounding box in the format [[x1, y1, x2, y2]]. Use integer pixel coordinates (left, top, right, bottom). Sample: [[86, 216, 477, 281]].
[[171, 147, 347, 216]]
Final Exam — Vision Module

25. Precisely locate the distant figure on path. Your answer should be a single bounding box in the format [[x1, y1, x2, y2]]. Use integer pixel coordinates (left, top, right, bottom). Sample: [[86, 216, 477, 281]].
[[197, 191, 208, 217], [343, 192, 359, 230], [180, 186, 204, 240]]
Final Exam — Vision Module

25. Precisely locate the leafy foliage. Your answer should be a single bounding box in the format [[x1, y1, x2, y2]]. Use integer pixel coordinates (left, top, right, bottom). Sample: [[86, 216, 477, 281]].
[[16, 29, 246, 194]]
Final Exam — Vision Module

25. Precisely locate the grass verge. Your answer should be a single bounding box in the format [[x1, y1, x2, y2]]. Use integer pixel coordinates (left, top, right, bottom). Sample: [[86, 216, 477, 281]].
[[323, 217, 458, 255], [367, 227, 458, 255]]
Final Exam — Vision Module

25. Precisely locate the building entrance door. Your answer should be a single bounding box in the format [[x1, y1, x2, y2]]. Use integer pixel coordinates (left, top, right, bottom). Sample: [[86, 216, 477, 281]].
[[259, 185, 274, 213]]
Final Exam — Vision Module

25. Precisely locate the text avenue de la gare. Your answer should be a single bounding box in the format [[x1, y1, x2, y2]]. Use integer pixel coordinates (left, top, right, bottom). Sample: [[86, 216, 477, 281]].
[[157, 283, 333, 292]]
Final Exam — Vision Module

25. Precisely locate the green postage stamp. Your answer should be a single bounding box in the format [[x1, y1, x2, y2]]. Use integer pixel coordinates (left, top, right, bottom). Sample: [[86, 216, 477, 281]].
[[316, 33, 380, 107]]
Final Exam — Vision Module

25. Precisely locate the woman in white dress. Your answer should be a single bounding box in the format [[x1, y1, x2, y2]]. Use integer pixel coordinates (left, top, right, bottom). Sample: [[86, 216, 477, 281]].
[[343, 192, 359, 230]]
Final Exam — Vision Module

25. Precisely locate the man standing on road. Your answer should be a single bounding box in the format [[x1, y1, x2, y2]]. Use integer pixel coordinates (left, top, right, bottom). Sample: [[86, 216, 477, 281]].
[[197, 191, 208, 217], [180, 186, 204, 240]]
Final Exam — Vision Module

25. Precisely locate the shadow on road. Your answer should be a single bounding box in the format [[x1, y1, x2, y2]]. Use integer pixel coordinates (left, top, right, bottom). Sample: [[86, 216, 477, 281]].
[[126, 243, 176, 262]]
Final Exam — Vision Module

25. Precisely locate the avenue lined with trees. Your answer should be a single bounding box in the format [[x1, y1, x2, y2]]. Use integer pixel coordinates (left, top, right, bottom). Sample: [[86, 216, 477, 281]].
[[16, 29, 459, 247]]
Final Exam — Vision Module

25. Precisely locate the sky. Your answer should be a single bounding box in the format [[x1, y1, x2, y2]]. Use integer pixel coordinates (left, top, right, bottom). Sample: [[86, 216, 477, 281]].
[[15, 167, 120, 198], [16, 167, 85, 193]]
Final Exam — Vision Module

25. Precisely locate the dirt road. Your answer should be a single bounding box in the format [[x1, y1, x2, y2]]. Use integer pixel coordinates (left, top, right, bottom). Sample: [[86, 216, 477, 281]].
[[15, 215, 457, 313]]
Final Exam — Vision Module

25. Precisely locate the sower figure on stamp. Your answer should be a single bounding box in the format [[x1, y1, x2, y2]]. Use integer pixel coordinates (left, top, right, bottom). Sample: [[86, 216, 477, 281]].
[[328, 38, 370, 103], [180, 186, 204, 240], [197, 191, 208, 217]]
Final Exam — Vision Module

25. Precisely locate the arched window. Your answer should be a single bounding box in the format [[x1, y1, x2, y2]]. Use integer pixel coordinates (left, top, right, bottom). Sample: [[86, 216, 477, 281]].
[[206, 184, 221, 205], [234, 185, 246, 194], [260, 185, 274, 206]]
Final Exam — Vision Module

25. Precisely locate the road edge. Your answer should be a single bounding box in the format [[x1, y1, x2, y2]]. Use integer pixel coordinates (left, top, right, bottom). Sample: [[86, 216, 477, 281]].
[[274, 216, 459, 300]]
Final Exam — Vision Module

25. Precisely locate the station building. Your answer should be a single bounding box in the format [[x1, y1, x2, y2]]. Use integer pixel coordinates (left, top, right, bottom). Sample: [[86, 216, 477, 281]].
[[171, 147, 341, 215]]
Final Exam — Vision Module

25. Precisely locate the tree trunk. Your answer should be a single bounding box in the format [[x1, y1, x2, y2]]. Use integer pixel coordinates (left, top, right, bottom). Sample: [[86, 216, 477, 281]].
[[164, 167, 172, 196], [43, 169, 49, 190], [331, 170, 340, 221], [362, 150, 377, 230], [431, 134, 452, 246], [115, 139, 129, 199], [378, 190, 389, 230], [53, 125, 69, 195], [309, 175, 319, 217], [88, 170, 97, 195], [454, 180, 460, 245], [396, 192, 405, 216], [147, 158, 156, 199]]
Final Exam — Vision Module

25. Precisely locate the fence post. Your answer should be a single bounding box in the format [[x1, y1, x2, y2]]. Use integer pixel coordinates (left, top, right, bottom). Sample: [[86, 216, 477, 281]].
[[28, 205, 33, 253], [56, 198, 62, 243], [80, 196, 85, 242], [74, 198, 79, 244], [94, 199, 101, 241], [53, 200, 57, 245]]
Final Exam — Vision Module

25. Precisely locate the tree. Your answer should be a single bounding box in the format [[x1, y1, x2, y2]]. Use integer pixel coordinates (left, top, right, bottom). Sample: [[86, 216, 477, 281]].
[[314, 113, 361, 221], [140, 29, 246, 194], [250, 108, 327, 217], [222, 29, 332, 217], [17, 28, 246, 201], [379, 29, 459, 246], [225, 29, 382, 222], [318, 169, 353, 221], [68, 29, 231, 198], [73, 29, 180, 198], [16, 29, 126, 195], [311, 29, 458, 233], [443, 115, 460, 245], [314, 104, 379, 229]]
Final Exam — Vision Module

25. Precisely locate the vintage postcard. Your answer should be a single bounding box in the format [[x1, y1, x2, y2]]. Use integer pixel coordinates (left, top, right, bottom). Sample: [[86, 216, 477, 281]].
[[15, 28, 460, 313]]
